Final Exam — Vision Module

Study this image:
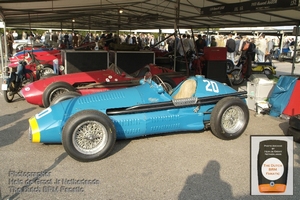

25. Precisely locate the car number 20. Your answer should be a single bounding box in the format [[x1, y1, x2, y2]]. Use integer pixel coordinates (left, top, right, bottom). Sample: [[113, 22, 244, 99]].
[[203, 80, 219, 93]]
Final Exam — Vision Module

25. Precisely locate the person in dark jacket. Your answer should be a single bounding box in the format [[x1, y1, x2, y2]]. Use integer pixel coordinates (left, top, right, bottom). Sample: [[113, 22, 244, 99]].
[[241, 38, 256, 80]]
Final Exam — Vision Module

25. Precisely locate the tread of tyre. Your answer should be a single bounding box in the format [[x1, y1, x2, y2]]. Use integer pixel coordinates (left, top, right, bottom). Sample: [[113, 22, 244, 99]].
[[62, 110, 116, 162], [210, 97, 249, 140], [289, 115, 300, 130], [287, 127, 300, 143]]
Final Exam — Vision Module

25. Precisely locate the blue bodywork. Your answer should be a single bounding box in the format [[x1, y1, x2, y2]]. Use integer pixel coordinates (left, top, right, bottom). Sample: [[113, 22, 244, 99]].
[[30, 75, 241, 143]]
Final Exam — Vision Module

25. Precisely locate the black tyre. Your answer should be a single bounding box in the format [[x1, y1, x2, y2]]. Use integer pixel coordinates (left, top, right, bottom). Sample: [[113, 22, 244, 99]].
[[230, 69, 244, 85], [62, 110, 116, 162], [226, 59, 235, 72], [210, 97, 249, 140], [263, 68, 274, 79], [278, 54, 285, 62], [40, 74, 58, 80], [289, 115, 300, 130], [40, 66, 55, 77], [23, 72, 34, 85], [42, 82, 75, 108], [287, 127, 300, 143], [36, 65, 55, 80], [50, 91, 81, 106], [295, 55, 300, 63], [3, 82, 15, 103]]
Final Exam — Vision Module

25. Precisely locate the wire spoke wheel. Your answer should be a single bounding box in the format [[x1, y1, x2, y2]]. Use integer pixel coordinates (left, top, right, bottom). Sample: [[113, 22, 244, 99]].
[[72, 120, 108, 155], [48, 87, 70, 103], [221, 106, 246, 134]]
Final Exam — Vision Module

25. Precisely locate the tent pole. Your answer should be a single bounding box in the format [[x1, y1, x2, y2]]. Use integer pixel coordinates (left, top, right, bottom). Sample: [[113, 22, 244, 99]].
[[1, 21, 8, 74], [291, 22, 299, 75], [173, 0, 180, 72]]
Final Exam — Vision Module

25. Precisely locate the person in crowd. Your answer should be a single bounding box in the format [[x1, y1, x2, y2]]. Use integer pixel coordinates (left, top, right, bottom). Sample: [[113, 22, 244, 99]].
[[99, 34, 106, 49], [64, 32, 70, 48], [51, 31, 59, 47], [12, 30, 18, 40], [166, 35, 174, 52], [265, 37, 274, 63], [105, 33, 113, 48], [125, 35, 132, 44], [210, 36, 217, 47], [119, 34, 125, 44], [58, 32, 63, 47], [44, 31, 51, 47], [137, 36, 143, 49], [195, 34, 207, 53], [177, 34, 186, 56], [22, 31, 27, 40], [240, 37, 256, 80], [68, 32, 73, 47], [289, 38, 295, 46], [226, 33, 235, 64], [256, 34, 267, 62], [72, 33, 79, 48], [132, 34, 137, 45], [28, 31, 35, 45], [235, 36, 241, 56], [186, 34, 195, 52], [6, 31, 14, 57]]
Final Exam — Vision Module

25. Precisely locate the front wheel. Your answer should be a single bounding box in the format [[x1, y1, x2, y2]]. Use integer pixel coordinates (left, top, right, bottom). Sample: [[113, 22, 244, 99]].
[[263, 68, 274, 79], [226, 59, 235, 71], [62, 110, 116, 162], [210, 97, 249, 140], [230, 69, 244, 85], [278, 53, 285, 62], [295, 55, 300, 63], [40, 66, 55, 77], [3, 82, 15, 103]]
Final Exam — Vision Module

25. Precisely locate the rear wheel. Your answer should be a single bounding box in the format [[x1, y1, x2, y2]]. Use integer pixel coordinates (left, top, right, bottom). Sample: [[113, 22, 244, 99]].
[[50, 91, 81, 106], [23, 72, 34, 85], [210, 97, 249, 140], [62, 110, 116, 162], [230, 69, 244, 85], [43, 82, 76, 107]]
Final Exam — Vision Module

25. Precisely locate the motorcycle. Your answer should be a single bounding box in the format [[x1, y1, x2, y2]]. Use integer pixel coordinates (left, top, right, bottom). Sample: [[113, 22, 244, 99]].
[[2, 61, 34, 102], [227, 56, 276, 85], [278, 46, 300, 63]]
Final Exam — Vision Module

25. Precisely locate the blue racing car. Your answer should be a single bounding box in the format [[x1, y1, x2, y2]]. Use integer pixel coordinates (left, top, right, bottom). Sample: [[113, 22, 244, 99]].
[[29, 74, 249, 162]]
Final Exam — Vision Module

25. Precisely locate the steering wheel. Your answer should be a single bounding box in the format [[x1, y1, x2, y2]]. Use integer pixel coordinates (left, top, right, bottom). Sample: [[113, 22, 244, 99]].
[[144, 72, 152, 84], [152, 75, 169, 92]]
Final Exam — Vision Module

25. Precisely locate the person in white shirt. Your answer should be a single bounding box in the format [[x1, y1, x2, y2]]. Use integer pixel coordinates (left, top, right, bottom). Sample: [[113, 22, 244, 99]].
[[256, 34, 267, 62], [177, 34, 187, 56], [12, 30, 18, 40]]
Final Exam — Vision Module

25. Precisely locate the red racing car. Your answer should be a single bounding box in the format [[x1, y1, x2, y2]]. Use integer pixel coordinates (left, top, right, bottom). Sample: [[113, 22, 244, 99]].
[[21, 64, 186, 107]]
